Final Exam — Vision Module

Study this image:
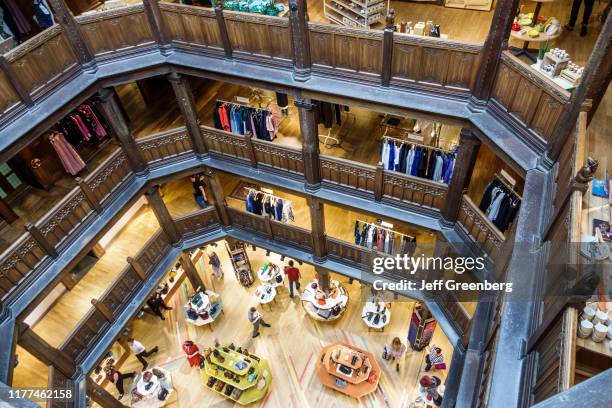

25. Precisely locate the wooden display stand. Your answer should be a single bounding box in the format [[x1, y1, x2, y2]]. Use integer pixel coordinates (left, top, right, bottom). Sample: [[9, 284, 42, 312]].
[[323, 0, 384, 28], [301, 279, 348, 321], [225, 240, 254, 287], [539, 51, 569, 78], [184, 290, 223, 329], [316, 342, 381, 398], [200, 344, 272, 405]]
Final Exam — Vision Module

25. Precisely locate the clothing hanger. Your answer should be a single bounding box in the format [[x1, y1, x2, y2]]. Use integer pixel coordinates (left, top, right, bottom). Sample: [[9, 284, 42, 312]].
[[356, 219, 414, 240], [382, 135, 453, 154], [493, 173, 522, 200]]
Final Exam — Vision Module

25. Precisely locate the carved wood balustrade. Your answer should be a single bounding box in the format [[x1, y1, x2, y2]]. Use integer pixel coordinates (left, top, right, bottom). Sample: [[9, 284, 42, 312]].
[[457, 194, 505, 259], [325, 236, 371, 269], [383, 170, 447, 209], [136, 127, 193, 164], [174, 208, 221, 239], [251, 139, 304, 174], [159, 3, 224, 52], [200, 125, 252, 161], [319, 155, 377, 192]]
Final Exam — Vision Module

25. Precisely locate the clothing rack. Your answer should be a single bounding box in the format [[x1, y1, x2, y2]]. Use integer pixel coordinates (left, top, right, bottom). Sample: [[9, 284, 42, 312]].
[[381, 135, 454, 154], [244, 187, 293, 206], [318, 110, 355, 150], [217, 99, 271, 114], [493, 173, 522, 200], [356, 219, 414, 240]]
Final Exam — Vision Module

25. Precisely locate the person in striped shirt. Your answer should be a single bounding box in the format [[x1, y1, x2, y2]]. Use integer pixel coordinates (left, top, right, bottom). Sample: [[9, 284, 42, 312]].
[[425, 346, 444, 371]]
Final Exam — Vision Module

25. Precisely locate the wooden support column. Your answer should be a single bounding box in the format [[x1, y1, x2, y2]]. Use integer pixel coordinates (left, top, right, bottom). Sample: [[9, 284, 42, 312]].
[[87, 377, 127, 408], [0, 196, 18, 224], [472, 0, 520, 100], [97, 88, 148, 175], [316, 268, 331, 294], [202, 168, 231, 226], [91, 298, 114, 323], [142, 0, 169, 46], [76, 177, 102, 213], [61, 274, 76, 290], [288, 0, 311, 81], [47, 0, 94, 68], [127, 256, 147, 280], [295, 98, 321, 190], [374, 162, 384, 201], [90, 243, 106, 259], [25, 223, 57, 257], [0, 56, 32, 105], [145, 185, 182, 246], [381, 10, 395, 87], [167, 72, 207, 155], [179, 252, 205, 291], [441, 129, 481, 225], [549, 12, 611, 160], [215, 3, 233, 59], [307, 195, 327, 261], [17, 322, 76, 378]]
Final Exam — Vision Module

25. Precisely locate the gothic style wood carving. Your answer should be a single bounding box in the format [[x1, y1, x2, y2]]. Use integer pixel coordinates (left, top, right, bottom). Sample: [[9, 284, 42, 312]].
[[137, 128, 193, 163], [320, 155, 377, 192], [457, 195, 505, 258]]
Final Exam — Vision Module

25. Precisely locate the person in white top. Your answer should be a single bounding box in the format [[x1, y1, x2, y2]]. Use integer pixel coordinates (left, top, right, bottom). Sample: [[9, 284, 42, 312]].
[[127, 338, 159, 370]]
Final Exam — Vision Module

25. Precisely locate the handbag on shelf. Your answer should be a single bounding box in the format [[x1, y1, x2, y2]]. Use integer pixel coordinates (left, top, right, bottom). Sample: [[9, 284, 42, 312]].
[[157, 388, 169, 401], [434, 362, 447, 370]]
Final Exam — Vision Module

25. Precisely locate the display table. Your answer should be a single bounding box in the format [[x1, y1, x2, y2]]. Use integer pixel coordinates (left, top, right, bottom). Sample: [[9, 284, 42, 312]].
[[184, 290, 223, 328], [316, 342, 381, 399], [510, 25, 562, 62], [254, 284, 276, 309], [362, 301, 391, 331], [257, 263, 284, 287], [301, 279, 348, 321], [130, 367, 175, 408], [200, 344, 272, 405]]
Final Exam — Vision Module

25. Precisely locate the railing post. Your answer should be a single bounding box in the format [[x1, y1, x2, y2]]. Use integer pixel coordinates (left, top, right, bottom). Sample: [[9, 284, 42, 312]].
[[87, 377, 127, 408], [307, 195, 327, 261], [441, 129, 480, 226], [295, 98, 320, 190], [288, 0, 311, 81], [179, 251, 206, 291], [549, 13, 611, 160], [244, 133, 258, 167], [17, 322, 76, 378], [0, 56, 33, 106], [472, 0, 520, 100], [145, 185, 182, 246], [167, 72, 207, 156], [61, 274, 77, 290], [127, 256, 146, 280], [0, 196, 18, 224], [202, 168, 231, 227], [374, 162, 384, 201], [381, 9, 395, 87], [47, 0, 95, 69], [215, 3, 233, 59], [142, 0, 169, 48], [91, 298, 114, 323], [97, 88, 148, 175], [25, 223, 57, 257], [76, 177, 102, 213]]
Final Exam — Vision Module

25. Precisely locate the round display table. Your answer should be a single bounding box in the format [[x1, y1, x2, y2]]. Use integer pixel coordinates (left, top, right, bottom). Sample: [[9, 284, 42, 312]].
[[130, 367, 174, 408], [184, 290, 223, 330], [362, 301, 391, 331], [316, 342, 381, 399], [257, 263, 284, 288], [510, 23, 561, 62], [254, 284, 277, 310], [301, 279, 348, 321]]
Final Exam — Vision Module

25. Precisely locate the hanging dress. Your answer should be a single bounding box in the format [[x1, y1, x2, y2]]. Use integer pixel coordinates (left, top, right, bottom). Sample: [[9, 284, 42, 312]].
[[49, 132, 86, 175]]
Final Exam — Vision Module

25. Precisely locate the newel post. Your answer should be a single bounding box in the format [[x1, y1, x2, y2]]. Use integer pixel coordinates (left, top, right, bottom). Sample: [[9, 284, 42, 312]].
[[288, 0, 311, 81], [381, 9, 395, 87], [374, 162, 384, 201], [25, 223, 57, 258], [215, 3, 233, 59], [47, 0, 95, 68]]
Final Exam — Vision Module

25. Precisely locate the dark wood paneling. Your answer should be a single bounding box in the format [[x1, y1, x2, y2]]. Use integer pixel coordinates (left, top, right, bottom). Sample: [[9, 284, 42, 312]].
[[159, 3, 223, 50], [225, 12, 291, 63], [137, 127, 193, 163], [0, 69, 20, 115]]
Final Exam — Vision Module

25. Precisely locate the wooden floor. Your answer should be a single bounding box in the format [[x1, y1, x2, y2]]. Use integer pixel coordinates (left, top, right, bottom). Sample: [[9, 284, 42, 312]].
[[94, 243, 453, 408]]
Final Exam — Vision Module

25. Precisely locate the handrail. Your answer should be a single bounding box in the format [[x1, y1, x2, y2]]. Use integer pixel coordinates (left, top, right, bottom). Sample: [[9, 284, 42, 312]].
[[74, 3, 146, 23]]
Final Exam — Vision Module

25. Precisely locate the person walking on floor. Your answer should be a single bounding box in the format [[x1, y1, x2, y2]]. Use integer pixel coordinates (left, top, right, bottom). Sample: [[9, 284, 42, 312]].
[[104, 359, 135, 400], [146, 293, 172, 320], [190, 174, 209, 209], [127, 338, 159, 370], [424, 346, 444, 372], [387, 337, 407, 372], [248, 306, 271, 338], [565, 0, 596, 36], [284, 260, 301, 297], [419, 375, 443, 406], [208, 251, 224, 279]]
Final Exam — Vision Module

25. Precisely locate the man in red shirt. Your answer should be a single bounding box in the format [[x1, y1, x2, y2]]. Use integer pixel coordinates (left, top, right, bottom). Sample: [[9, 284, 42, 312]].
[[284, 260, 301, 297]]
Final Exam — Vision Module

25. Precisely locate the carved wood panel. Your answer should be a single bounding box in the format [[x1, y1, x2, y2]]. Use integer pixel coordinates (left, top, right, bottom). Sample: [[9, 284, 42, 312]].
[[252, 140, 304, 173], [137, 128, 193, 163], [175, 208, 220, 237], [38, 191, 94, 250], [509, 77, 542, 126], [445, 51, 478, 89], [310, 31, 333, 67], [491, 62, 520, 107], [201, 126, 251, 160], [6, 26, 78, 96], [530, 93, 564, 142], [383, 172, 447, 209], [162, 10, 222, 48], [0, 237, 47, 301], [420, 47, 448, 85], [333, 35, 358, 71], [320, 156, 376, 192], [85, 150, 132, 205], [391, 43, 422, 82], [225, 13, 291, 61], [0, 69, 19, 115]]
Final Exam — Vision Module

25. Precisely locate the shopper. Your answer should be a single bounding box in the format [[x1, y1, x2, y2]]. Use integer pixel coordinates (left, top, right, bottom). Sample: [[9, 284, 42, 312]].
[[419, 375, 443, 406], [182, 340, 203, 368], [104, 359, 135, 400], [284, 260, 301, 297], [248, 306, 271, 338], [127, 338, 159, 370], [146, 293, 172, 320], [190, 174, 209, 209], [387, 337, 407, 372], [424, 346, 444, 372], [565, 0, 596, 36], [208, 251, 224, 279]]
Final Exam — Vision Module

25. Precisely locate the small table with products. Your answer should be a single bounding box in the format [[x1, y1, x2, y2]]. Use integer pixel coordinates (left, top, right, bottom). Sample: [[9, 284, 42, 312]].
[[316, 342, 381, 399], [257, 263, 284, 287], [254, 284, 277, 309], [184, 290, 223, 329], [362, 301, 391, 331], [130, 367, 175, 408], [200, 343, 272, 405], [301, 279, 348, 321]]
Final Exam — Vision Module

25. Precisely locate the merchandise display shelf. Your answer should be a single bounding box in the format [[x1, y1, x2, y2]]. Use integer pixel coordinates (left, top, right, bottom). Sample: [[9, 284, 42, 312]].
[[362, 301, 391, 330], [316, 342, 381, 398], [323, 0, 383, 28], [200, 344, 272, 405], [130, 367, 175, 408], [257, 262, 284, 287], [184, 290, 223, 326], [254, 284, 277, 305], [301, 279, 348, 321]]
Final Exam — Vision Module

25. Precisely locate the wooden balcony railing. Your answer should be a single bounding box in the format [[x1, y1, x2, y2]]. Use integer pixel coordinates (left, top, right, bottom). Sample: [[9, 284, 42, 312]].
[[491, 52, 570, 144], [174, 208, 221, 239], [326, 236, 371, 269], [251, 139, 304, 174], [383, 170, 447, 209], [269, 220, 312, 250], [159, 3, 224, 51], [75, 4, 155, 58], [457, 194, 505, 259], [136, 127, 193, 164], [320, 155, 377, 193], [0, 148, 133, 303], [200, 125, 252, 161]]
